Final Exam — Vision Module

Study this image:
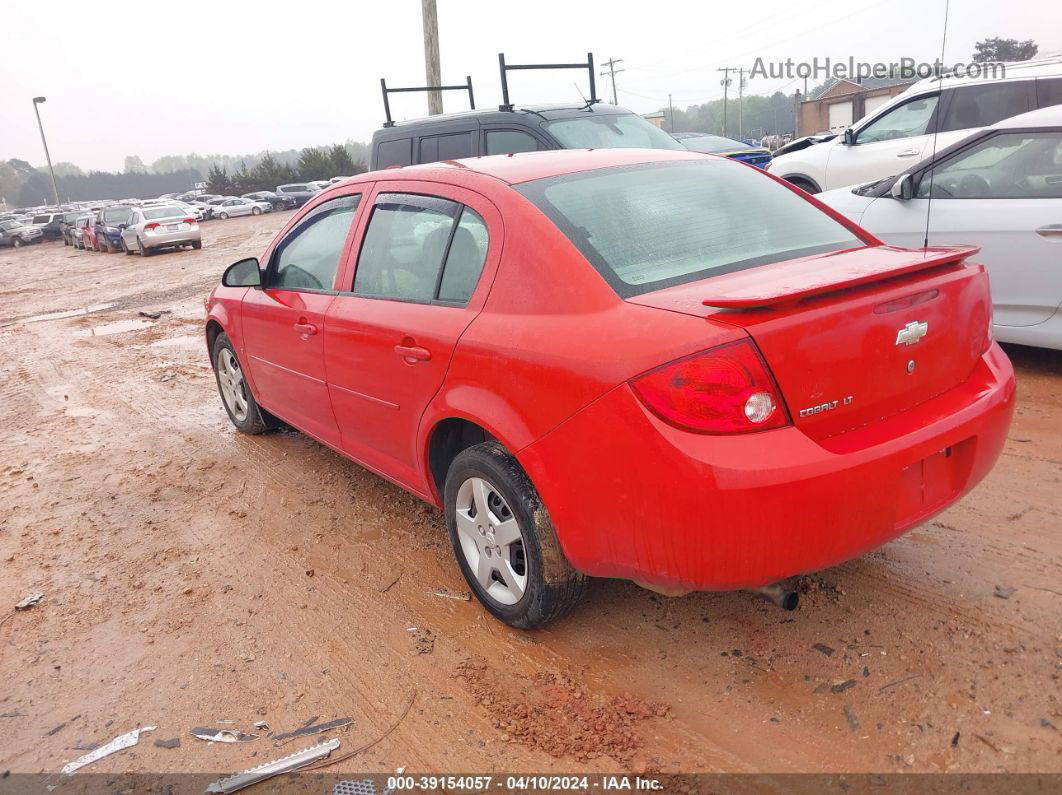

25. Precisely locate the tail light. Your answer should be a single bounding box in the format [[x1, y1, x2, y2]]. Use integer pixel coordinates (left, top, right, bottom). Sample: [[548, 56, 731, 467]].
[[183, 218, 197, 225], [144, 222, 160, 231], [631, 339, 790, 434]]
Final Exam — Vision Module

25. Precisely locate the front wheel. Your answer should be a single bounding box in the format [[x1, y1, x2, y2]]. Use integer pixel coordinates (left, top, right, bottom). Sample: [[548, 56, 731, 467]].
[[211, 332, 277, 434], [444, 442, 587, 628], [12, 238, 22, 248], [218, 212, 229, 220], [251, 206, 261, 216]]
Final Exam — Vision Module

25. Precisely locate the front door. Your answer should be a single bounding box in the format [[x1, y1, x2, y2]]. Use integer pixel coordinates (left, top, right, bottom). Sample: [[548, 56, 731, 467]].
[[325, 186, 496, 492], [240, 194, 362, 447]]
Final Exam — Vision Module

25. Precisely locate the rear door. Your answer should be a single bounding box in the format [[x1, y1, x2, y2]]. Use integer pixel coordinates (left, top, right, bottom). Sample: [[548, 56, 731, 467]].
[[240, 193, 363, 446], [324, 182, 498, 491]]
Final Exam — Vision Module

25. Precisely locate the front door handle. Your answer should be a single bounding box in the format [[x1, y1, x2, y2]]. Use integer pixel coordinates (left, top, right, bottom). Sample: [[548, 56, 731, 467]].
[[293, 321, 318, 338], [394, 344, 431, 362], [1036, 225, 1062, 239], [897, 149, 920, 157]]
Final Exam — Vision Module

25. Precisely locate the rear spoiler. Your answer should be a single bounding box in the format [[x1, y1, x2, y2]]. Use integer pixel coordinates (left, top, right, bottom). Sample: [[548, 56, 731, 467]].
[[701, 245, 980, 310]]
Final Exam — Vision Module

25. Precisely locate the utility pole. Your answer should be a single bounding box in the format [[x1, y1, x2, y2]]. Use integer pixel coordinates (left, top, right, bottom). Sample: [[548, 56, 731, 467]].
[[599, 57, 624, 105], [31, 97, 60, 206], [668, 93, 674, 132], [737, 67, 745, 140], [717, 68, 733, 136], [421, 0, 442, 115]]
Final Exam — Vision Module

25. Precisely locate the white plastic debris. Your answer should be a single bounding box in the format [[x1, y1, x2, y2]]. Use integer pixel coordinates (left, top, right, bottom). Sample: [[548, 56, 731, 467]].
[[15, 592, 44, 610], [61, 726, 155, 775], [206, 737, 340, 793]]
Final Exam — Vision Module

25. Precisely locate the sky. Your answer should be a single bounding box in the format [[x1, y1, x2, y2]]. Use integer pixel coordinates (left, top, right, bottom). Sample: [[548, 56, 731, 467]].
[[0, 0, 1056, 172]]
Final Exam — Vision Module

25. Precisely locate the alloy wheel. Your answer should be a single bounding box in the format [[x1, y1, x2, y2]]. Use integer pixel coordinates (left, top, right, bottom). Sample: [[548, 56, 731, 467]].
[[215, 348, 249, 422], [454, 477, 528, 605]]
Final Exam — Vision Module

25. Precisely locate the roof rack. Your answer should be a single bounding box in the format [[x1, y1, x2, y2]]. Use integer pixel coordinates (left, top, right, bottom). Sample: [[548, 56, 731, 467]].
[[379, 76, 475, 127], [497, 52, 598, 111]]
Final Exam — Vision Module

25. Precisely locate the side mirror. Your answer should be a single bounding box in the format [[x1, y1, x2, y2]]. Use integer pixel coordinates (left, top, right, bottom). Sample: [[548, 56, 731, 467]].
[[118, 223, 127, 230], [843, 128, 856, 145], [222, 257, 262, 287], [890, 174, 913, 201]]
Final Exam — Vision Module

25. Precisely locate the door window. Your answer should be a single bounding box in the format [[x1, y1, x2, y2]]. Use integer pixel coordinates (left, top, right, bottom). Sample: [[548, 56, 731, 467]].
[[376, 138, 412, 168], [1036, 77, 1062, 108], [353, 194, 489, 305], [485, 129, 539, 155], [915, 132, 1062, 199], [939, 82, 1034, 133], [269, 195, 361, 291], [855, 95, 939, 144]]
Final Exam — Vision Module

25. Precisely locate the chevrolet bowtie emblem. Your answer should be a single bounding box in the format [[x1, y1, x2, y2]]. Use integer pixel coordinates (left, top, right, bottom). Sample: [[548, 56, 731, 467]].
[[895, 321, 929, 346]]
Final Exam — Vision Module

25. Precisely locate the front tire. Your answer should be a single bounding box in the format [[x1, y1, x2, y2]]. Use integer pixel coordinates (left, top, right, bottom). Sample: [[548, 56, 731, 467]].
[[218, 212, 229, 220], [12, 238, 22, 248], [444, 442, 587, 628], [122, 238, 133, 255], [211, 332, 277, 434], [251, 206, 261, 216]]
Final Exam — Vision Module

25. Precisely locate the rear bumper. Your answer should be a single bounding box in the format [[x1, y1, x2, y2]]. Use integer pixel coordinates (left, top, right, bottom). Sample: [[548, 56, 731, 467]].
[[143, 227, 201, 249], [519, 344, 1015, 590]]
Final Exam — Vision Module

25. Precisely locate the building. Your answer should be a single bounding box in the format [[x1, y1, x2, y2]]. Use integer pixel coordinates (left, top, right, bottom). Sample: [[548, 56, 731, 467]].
[[796, 75, 916, 136], [641, 111, 666, 130]]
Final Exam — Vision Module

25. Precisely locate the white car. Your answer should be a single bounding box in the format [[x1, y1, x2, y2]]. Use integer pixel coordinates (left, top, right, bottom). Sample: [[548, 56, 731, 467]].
[[817, 105, 1062, 350], [212, 197, 272, 219], [769, 57, 1062, 193]]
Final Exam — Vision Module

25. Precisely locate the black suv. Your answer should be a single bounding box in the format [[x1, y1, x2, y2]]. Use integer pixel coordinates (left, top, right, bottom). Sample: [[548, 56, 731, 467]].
[[369, 103, 683, 170]]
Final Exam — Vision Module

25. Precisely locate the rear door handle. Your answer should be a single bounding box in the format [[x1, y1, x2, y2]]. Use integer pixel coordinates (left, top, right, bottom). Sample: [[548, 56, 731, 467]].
[[394, 344, 431, 362], [897, 149, 920, 157], [1035, 225, 1062, 239], [293, 321, 318, 338]]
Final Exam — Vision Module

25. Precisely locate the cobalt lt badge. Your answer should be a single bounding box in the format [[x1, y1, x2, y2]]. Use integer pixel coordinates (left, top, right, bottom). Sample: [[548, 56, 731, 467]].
[[895, 321, 928, 346]]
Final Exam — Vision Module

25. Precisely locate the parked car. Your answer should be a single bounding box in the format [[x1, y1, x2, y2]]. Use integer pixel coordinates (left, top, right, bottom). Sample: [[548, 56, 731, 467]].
[[242, 191, 294, 210], [60, 211, 84, 245], [169, 200, 207, 222], [119, 204, 201, 255], [307, 180, 332, 192], [93, 205, 134, 253], [78, 215, 100, 250], [205, 148, 1014, 628], [31, 212, 66, 241], [768, 57, 1062, 193], [212, 197, 271, 219], [274, 184, 320, 207], [0, 219, 43, 248], [817, 105, 1062, 350], [673, 132, 773, 168], [328, 176, 352, 184], [370, 102, 684, 170]]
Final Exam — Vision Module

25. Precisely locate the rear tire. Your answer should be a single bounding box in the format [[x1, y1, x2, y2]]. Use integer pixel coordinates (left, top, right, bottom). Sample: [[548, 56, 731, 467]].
[[191, 240, 202, 250], [137, 237, 152, 257], [211, 332, 278, 434], [444, 442, 587, 628]]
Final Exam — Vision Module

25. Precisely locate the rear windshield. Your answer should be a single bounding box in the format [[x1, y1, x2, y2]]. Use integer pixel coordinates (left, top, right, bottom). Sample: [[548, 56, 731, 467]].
[[143, 206, 187, 219], [516, 160, 864, 297], [544, 114, 685, 151]]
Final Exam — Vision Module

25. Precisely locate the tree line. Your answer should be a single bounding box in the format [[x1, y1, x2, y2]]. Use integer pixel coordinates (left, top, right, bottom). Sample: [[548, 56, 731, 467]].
[[204, 144, 365, 195]]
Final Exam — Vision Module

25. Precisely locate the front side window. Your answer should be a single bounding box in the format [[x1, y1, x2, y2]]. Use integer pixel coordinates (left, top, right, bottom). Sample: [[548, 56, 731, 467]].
[[916, 132, 1062, 199], [856, 95, 939, 144], [545, 114, 685, 151], [485, 129, 539, 155], [939, 82, 1033, 133], [517, 160, 863, 298], [270, 195, 361, 291]]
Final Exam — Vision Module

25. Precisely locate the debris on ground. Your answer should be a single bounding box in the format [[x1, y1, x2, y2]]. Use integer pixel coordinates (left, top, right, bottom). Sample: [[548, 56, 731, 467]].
[[0, 712, 26, 718], [191, 727, 259, 743], [831, 679, 857, 694], [154, 737, 180, 749], [272, 717, 353, 746], [206, 738, 340, 793], [61, 725, 155, 775], [15, 592, 43, 610], [254, 720, 269, 731], [411, 627, 435, 655], [952, 731, 961, 748], [138, 311, 163, 320], [843, 705, 860, 730], [994, 585, 1017, 599], [812, 643, 835, 657], [432, 587, 471, 601]]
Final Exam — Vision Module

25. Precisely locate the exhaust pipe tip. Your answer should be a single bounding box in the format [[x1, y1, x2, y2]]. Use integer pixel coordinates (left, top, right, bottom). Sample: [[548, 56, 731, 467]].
[[751, 582, 799, 611]]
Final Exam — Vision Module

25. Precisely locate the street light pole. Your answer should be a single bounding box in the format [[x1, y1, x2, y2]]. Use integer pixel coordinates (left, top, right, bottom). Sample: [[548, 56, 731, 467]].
[[32, 97, 60, 206]]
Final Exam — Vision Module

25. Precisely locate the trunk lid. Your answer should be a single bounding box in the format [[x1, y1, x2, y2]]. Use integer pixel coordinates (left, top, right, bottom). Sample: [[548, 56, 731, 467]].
[[628, 245, 992, 441]]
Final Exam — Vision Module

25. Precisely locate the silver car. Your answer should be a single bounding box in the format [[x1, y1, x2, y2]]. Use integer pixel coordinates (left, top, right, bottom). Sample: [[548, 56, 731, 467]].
[[212, 197, 271, 219], [119, 204, 202, 256]]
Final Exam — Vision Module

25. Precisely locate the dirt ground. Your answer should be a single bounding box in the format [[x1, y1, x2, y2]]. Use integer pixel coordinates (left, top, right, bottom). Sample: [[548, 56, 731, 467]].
[[1, 212, 1060, 779]]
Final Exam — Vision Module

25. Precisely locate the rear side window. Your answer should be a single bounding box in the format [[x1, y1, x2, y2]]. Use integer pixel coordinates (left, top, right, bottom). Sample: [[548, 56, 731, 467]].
[[353, 194, 487, 305], [270, 196, 361, 291], [485, 130, 539, 155], [516, 160, 863, 298], [939, 82, 1034, 133], [376, 138, 412, 168], [419, 132, 474, 163], [1036, 77, 1062, 108]]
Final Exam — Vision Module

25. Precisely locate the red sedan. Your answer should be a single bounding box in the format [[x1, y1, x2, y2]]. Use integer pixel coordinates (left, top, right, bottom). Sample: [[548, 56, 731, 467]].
[[205, 148, 1014, 628]]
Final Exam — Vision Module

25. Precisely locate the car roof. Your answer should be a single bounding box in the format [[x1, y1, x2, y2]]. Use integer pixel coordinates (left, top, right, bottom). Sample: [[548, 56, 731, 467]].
[[375, 102, 635, 133], [352, 147, 714, 187], [905, 54, 1062, 95], [991, 104, 1062, 129]]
